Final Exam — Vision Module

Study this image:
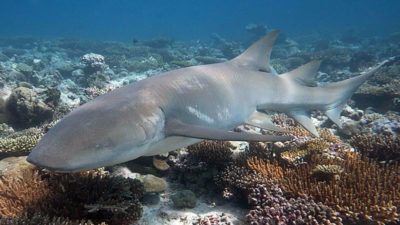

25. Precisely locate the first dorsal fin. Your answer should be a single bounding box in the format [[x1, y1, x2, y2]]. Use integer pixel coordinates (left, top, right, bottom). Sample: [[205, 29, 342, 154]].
[[281, 60, 321, 86], [231, 30, 279, 73], [165, 118, 292, 142]]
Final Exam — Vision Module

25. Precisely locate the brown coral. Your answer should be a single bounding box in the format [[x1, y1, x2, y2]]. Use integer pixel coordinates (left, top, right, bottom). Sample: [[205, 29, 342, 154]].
[[187, 141, 233, 166], [279, 139, 329, 166], [247, 157, 283, 179], [0, 168, 144, 225], [350, 134, 400, 162], [216, 165, 269, 200], [278, 152, 400, 224], [318, 128, 341, 144], [0, 134, 42, 159]]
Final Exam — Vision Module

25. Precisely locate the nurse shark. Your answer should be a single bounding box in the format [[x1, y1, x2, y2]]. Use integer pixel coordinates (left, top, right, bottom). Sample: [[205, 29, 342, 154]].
[[27, 31, 393, 172]]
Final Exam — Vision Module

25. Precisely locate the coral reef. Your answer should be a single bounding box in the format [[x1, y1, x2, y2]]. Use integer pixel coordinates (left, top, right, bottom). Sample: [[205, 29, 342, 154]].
[[278, 152, 400, 224], [0, 168, 144, 225], [0, 134, 42, 159], [247, 157, 283, 179], [350, 134, 400, 162], [187, 141, 233, 167], [5, 87, 53, 128], [216, 165, 268, 200], [247, 185, 342, 225]]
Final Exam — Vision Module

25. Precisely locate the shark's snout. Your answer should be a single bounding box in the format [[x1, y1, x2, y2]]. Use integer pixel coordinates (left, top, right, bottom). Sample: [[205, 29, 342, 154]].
[[27, 146, 75, 172]]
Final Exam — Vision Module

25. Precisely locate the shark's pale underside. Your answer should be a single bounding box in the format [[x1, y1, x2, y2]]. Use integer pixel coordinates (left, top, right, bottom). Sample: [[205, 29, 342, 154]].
[[27, 31, 392, 172]]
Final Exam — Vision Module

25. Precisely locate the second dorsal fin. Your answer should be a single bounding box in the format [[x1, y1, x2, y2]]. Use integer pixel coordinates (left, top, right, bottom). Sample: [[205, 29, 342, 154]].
[[231, 30, 279, 73], [281, 60, 321, 86]]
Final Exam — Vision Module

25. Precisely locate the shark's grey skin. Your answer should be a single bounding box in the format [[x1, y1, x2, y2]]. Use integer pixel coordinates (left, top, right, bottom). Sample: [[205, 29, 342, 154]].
[[27, 31, 392, 172]]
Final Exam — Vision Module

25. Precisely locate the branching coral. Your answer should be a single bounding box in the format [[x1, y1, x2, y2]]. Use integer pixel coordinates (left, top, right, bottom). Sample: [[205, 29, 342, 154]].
[[0, 213, 106, 225], [187, 141, 233, 167], [247, 157, 283, 179], [318, 128, 341, 144], [278, 152, 400, 224], [0, 168, 144, 225], [0, 134, 42, 158], [350, 134, 400, 162]]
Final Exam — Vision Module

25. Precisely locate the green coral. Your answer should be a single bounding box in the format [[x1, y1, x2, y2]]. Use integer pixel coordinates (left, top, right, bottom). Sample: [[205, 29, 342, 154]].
[[0, 134, 42, 158]]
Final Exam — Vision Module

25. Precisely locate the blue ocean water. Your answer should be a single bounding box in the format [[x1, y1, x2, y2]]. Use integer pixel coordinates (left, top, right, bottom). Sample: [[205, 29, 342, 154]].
[[1, 0, 399, 41]]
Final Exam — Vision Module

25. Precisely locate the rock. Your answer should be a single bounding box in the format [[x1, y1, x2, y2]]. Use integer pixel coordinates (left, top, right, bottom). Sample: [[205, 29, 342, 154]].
[[171, 190, 197, 209], [142, 193, 161, 205], [339, 120, 363, 137], [16, 63, 33, 76], [56, 62, 76, 78], [0, 156, 36, 179], [137, 174, 167, 193], [80, 53, 107, 74], [6, 87, 53, 128], [8, 70, 26, 81], [153, 156, 170, 171]]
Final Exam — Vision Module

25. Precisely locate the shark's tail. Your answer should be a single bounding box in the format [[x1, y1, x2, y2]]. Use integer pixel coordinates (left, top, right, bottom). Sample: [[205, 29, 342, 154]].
[[232, 30, 396, 137], [284, 58, 395, 137]]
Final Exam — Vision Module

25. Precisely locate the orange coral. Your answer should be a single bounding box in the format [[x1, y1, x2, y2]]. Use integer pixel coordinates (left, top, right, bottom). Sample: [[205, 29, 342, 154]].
[[278, 152, 400, 224], [247, 157, 283, 179]]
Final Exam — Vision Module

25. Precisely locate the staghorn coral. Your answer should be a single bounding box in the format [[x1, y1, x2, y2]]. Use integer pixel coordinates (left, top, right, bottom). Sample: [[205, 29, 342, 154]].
[[288, 125, 313, 137], [318, 128, 341, 144], [350, 134, 400, 162], [187, 141, 233, 167], [0, 168, 144, 225], [247, 185, 342, 225], [247, 157, 283, 179], [277, 152, 400, 224]]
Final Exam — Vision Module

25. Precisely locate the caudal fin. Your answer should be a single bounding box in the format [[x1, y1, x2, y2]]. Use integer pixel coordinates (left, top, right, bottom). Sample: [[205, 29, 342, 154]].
[[283, 57, 394, 137], [322, 58, 395, 128]]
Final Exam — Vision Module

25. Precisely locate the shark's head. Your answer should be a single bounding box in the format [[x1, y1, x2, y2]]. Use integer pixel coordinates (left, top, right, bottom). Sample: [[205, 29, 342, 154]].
[[27, 97, 165, 172]]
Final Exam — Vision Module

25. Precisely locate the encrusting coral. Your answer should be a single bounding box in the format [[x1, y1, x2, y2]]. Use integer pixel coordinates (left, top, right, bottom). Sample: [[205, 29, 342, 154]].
[[0, 168, 144, 225], [350, 134, 400, 162]]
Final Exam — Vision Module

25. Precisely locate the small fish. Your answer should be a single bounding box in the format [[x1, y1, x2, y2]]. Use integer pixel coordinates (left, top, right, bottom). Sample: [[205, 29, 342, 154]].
[[28, 31, 393, 172]]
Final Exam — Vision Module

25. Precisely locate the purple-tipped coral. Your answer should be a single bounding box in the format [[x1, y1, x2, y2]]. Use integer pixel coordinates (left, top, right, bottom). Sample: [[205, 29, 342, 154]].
[[247, 185, 342, 225]]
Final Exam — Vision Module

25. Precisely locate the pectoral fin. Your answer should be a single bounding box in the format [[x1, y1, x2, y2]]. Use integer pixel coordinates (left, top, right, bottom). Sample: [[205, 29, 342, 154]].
[[165, 118, 293, 142], [246, 111, 289, 133], [288, 110, 319, 137]]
